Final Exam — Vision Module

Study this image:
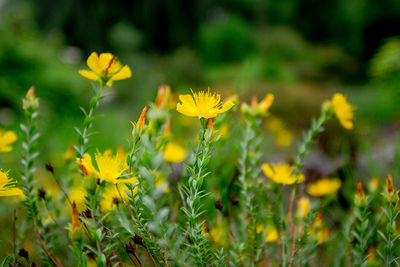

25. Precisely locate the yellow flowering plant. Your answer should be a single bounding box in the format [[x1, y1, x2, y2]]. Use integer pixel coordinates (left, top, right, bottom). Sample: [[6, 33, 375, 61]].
[[4, 51, 396, 267]]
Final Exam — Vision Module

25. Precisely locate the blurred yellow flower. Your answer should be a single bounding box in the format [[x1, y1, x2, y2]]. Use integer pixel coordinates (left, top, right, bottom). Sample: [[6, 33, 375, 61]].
[[0, 129, 17, 152], [276, 129, 294, 147], [100, 185, 135, 212], [331, 93, 355, 130], [64, 141, 75, 161], [297, 197, 310, 219], [266, 116, 284, 132], [261, 163, 305, 184], [78, 52, 132, 86], [155, 176, 170, 193], [69, 187, 87, 213], [176, 89, 234, 119], [164, 142, 187, 163], [77, 152, 136, 184], [0, 170, 24, 198], [264, 225, 278, 243], [317, 228, 331, 244], [220, 124, 229, 138], [307, 178, 341, 197], [368, 177, 379, 192], [241, 93, 274, 117]]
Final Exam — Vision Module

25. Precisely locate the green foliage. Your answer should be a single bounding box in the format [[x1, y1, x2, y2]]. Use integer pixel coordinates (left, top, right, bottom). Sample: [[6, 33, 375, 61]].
[[198, 15, 256, 64]]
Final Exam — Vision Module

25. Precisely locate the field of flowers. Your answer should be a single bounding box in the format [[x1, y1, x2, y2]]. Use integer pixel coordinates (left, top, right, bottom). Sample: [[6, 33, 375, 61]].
[[0, 50, 398, 267]]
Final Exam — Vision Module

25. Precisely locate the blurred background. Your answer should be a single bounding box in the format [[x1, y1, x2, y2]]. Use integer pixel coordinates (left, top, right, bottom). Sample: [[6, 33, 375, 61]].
[[0, 0, 400, 261]]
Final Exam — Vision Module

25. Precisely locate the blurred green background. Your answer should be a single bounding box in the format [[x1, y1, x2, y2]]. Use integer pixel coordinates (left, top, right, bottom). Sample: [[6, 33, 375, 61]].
[[0, 0, 400, 183]]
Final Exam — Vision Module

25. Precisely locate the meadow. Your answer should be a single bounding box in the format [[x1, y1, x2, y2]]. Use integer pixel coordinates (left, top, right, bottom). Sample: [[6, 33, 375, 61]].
[[0, 50, 398, 266], [1, 1, 400, 266]]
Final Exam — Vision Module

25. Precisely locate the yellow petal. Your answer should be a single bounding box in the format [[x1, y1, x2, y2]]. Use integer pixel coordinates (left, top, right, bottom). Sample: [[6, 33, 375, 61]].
[[261, 163, 274, 178], [87, 52, 102, 73], [99, 53, 114, 68], [112, 65, 132, 80], [2, 131, 17, 144], [0, 188, 24, 198], [79, 70, 100, 81], [177, 103, 198, 117], [218, 100, 235, 114], [118, 177, 138, 184]]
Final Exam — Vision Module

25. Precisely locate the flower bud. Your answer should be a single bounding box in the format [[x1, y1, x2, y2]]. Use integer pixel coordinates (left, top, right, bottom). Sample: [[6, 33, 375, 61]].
[[355, 180, 366, 206], [23, 86, 39, 112]]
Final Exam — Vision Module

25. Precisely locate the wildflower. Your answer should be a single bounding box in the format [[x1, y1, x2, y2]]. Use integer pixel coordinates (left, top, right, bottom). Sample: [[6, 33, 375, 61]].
[[264, 225, 278, 243], [276, 129, 294, 147], [261, 162, 305, 184], [155, 84, 177, 109], [155, 175, 171, 193], [0, 170, 24, 197], [176, 89, 234, 119], [64, 141, 75, 161], [69, 187, 87, 213], [71, 202, 82, 240], [385, 174, 397, 202], [368, 177, 379, 192], [266, 116, 284, 132], [297, 197, 310, 219], [356, 180, 365, 199], [241, 93, 274, 117], [0, 129, 17, 152], [22, 86, 39, 112], [134, 106, 148, 132], [355, 180, 366, 206], [163, 120, 171, 136], [316, 228, 331, 244], [220, 124, 229, 139], [77, 152, 136, 184], [330, 93, 355, 130], [78, 52, 132, 86], [164, 142, 187, 163], [100, 185, 135, 211], [306, 178, 341, 197]]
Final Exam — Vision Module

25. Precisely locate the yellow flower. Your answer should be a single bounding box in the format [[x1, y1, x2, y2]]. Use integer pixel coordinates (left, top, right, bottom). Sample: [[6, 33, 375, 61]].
[[276, 129, 294, 147], [297, 197, 310, 219], [77, 152, 136, 184], [78, 52, 132, 86], [261, 163, 305, 184], [241, 93, 274, 117], [266, 116, 284, 132], [265, 225, 278, 243], [69, 187, 87, 213], [220, 124, 229, 139], [155, 176, 171, 193], [0, 170, 24, 197], [64, 141, 75, 161], [306, 178, 341, 197], [176, 89, 234, 119], [368, 177, 380, 192], [0, 129, 17, 152], [164, 142, 187, 163], [100, 185, 135, 212], [331, 93, 355, 130], [317, 228, 331, 244]]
